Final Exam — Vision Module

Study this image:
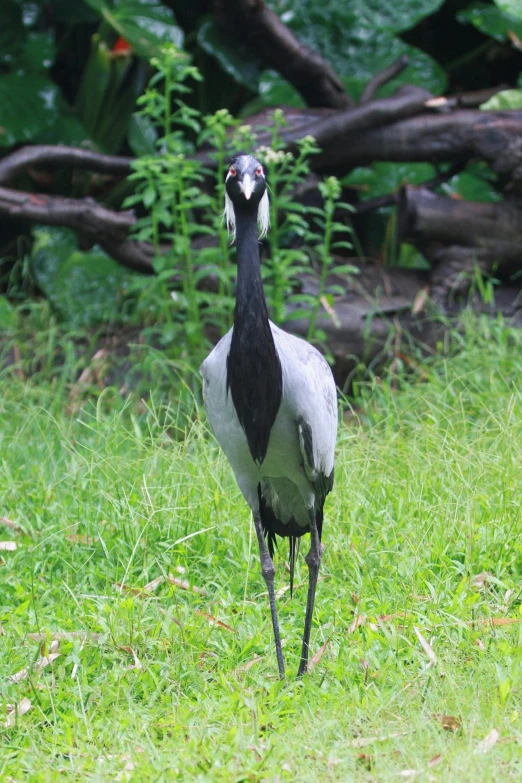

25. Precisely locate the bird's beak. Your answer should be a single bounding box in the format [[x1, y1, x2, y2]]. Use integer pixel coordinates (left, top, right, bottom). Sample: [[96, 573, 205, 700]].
[[241, 174, 254, 201]]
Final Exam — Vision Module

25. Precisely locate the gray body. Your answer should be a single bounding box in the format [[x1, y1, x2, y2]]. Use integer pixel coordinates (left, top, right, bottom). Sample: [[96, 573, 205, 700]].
[[200, 321, 337, 524]]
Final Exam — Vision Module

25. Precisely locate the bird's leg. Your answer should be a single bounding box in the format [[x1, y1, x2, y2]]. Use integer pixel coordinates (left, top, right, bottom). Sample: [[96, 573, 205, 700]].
[[297, 512, 323, 677], [252, 511, 285, 679]]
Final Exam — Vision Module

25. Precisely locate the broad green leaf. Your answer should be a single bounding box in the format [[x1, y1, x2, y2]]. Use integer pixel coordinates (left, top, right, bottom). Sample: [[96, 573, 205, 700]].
[[493, 0, 522, 22], [197, 18, 260, 92], [440, 171, 502, 203], [0, 74, 61, 147], [34, 111, 93, 147], [480, 88, 522, 110], [343, 162, 436, 199], [18, 31, 56, 71], [240, 71, 305, 115], [128, 113, 158, 156], [274, 0, 446, 36], [342, 35, 446, 101], [268, 3, 447, 101], [398, 243, 431, 270], [83, 0, 184, 59], [458, 3, 522, 43], [32, 227, 136, 328]]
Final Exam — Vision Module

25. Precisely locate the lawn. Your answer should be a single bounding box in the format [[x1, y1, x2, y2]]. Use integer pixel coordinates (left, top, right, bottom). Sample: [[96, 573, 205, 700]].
[[1, 317, 522, 781]]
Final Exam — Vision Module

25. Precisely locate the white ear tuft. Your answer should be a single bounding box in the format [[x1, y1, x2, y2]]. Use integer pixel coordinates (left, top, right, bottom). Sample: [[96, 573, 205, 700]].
[[223, 191, 236, 241], [257, 189, 270, 239]]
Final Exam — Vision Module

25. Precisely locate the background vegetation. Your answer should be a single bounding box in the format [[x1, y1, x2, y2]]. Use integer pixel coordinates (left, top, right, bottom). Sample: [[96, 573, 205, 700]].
[[1, 0, 522, 384]]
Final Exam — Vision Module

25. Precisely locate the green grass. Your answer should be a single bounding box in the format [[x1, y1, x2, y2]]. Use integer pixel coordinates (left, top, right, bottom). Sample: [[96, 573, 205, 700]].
[[1, 316, 522, 781]]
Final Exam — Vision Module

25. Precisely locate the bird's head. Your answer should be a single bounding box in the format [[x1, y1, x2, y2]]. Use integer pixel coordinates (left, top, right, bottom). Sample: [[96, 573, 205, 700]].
[[224, 154, 270, 240]]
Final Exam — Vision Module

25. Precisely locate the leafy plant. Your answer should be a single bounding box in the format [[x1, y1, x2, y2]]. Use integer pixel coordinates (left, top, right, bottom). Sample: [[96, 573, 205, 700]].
[[254, 114, 356, 338], [458, 2, 522, 43], [75, 34, 145, 153], [306, 176, 355, 341], [480, 87, 522, 111], [256, 113, 322, 324], [31, 227, 139, 328], [83, 0, 184, 59], [124, 46, 209, 350], [124, 49, 355, 357]]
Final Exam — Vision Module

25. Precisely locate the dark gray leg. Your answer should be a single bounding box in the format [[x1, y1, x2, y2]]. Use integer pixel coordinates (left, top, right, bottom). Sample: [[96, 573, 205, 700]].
[[252, 511, 285, 679], [297, 511, 323, 677]]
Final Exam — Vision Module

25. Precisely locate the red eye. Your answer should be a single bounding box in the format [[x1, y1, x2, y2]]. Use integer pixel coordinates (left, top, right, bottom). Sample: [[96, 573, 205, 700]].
[[229, 166, 236, 177], [256, 166, 263, 176]]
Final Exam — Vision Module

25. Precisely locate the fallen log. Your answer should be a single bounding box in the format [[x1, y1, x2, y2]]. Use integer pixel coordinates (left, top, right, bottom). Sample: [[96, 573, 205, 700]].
[[319, 110, 522, 184], [287, 262, 522, 385], [398, 186, 522, 300]]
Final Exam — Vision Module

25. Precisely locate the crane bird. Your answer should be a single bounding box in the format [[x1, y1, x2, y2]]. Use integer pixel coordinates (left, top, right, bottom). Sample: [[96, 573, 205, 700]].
[[200, 154, 337, 678]]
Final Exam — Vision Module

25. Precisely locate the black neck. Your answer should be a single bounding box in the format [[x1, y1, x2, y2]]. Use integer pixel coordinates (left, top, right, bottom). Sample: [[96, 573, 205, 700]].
[[234, 209, 269, 325], [227, 206, 282, 464]]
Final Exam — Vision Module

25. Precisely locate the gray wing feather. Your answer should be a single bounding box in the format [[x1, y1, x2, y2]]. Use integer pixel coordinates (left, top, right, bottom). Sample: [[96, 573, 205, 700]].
[[271, 324, 337, 488]]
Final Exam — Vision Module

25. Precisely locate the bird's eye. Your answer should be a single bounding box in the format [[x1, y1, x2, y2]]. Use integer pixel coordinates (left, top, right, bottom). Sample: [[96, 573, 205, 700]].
[[256, 166, 263, 177], [229, 166, 236, 177]]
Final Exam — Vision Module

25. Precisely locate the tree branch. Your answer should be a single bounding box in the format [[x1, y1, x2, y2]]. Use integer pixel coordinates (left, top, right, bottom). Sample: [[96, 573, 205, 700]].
[[0, 186, 155, 274], [317, 110, 522, 183], [0, 145, 132, 185], [213, 0, 352, 109], [424, 85, 508, 111], [359, 55, 409, 104]]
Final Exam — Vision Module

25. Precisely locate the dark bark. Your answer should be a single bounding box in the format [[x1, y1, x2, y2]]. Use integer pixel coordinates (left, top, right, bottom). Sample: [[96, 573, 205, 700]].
[[283, 86, 433, 160], [359, 55, 409, 104], [424, 85, 508, 111], [319, 110, 522, 184], [0, 186, 155, 274], [398, 187, 522, 261], [213, 0, 352, 109], [398, 186, 522, 301], [0, 187, 134, 238], [0, 145, 132, 186]]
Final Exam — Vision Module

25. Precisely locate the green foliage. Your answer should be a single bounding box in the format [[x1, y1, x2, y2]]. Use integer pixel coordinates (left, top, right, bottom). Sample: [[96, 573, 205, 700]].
[[1, 0, 520, 337], [493, 0, 522, 20], [0, 0, 184, 152], [124, 49, 354, 355], [75, 34, 144, 153], [306, 176, 356, 341], [31, 227, 139, 328], [458, 2, 522, 43], [197, 18, 261, 92], [83, 0, 184, 58], [264, 0, 447, 102], [124, 47, 208, 350], [256, 118, 324, 325], [0, 74, 61, 148], [0, 1, 62, 147], [240, 71, 306, 115], [344, 162, 437, 200], [441, 165, 503, 203], [481, 88, 522, 110]]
